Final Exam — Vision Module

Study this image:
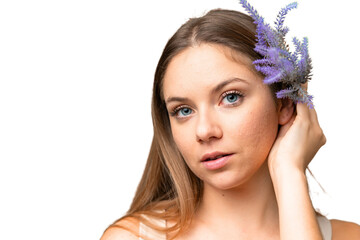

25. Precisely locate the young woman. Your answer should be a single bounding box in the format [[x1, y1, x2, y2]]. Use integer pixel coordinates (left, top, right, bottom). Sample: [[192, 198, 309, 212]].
[[101, 9, 360, 240]]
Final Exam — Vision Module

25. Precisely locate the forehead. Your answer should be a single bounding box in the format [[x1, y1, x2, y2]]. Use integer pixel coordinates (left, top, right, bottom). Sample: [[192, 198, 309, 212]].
[[162, 44, 261, 99]]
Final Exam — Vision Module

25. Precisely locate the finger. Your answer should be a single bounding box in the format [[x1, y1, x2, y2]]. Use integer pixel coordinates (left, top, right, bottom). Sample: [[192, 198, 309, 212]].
[[295, 101, 311, 120], [300, 82, 319, 124], [301, 82, 308, 91], [308, 107, 326, 146], [309, 106, 321, 126]]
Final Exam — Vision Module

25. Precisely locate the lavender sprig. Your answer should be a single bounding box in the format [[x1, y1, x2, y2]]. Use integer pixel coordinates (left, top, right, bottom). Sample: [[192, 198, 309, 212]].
[[239, 0, 314, 108]]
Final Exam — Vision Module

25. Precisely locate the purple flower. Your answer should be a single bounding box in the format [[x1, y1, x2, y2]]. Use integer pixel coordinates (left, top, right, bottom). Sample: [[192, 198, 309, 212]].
[[264, 71, 284, 84], [276, 88, 296, 98], [239, 0, 314, 108]]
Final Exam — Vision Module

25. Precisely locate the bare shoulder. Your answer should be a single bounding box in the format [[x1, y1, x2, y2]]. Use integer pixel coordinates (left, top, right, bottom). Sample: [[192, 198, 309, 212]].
[[101, 217, 140, 240], [331, 219, 360, 240], [101, 228, 138, 240]]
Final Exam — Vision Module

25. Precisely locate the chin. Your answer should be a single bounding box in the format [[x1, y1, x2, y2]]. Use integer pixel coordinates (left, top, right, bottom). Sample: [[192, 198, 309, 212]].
[[210, 161, 268, 190], [205, 171, 254, 191]]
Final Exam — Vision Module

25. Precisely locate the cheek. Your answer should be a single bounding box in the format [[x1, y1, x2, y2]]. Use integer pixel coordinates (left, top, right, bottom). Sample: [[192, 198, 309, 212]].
[[171, 124, 194, 161], [230, 107, 279, 156]]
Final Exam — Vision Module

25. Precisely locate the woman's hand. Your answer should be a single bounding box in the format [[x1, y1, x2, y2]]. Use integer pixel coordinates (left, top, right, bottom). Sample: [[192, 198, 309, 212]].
[[268, 90, 327, 240], [268, 97, 326, 175]]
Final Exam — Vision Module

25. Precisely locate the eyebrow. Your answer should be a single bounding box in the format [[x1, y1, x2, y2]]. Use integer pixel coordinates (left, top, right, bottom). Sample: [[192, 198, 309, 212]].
[[211, 77, 249, 95], [165, 77, 249, 104]]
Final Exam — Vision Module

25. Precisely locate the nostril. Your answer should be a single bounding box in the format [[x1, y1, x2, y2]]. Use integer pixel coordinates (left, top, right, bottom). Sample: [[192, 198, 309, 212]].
[[195, 114, 223, 143]]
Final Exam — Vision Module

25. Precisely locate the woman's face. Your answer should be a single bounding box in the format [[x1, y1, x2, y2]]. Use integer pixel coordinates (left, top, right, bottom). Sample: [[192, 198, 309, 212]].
[[163, 44, 281, 190]]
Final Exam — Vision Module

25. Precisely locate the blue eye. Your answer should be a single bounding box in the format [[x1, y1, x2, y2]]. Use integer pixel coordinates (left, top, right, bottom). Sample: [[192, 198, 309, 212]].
[[221, 90, 243, 105], [225, 94, 239, 103], [179, 107, 192, 116], [170, 106, 193, 118]]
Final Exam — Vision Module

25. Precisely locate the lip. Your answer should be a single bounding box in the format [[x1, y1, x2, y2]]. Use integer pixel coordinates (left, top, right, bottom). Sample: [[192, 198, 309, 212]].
[[201, 152, 233, 170]]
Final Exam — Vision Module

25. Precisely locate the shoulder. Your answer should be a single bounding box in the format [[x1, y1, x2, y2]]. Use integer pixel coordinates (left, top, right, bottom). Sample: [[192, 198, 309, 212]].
[[101, 228, 138, 240], [331, 219, 360, 240], [101, 217, 140, 240]]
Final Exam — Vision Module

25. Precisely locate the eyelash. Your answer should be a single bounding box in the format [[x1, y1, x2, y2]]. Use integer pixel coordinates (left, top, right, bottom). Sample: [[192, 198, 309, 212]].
[[169, 90, 244, 118], [220, 90, 244, 106], [169, 105, 191, 118]]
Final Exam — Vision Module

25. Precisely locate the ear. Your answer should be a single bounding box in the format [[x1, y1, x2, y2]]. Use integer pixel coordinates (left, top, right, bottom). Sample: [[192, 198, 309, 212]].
[[277, 98, 295, 125]]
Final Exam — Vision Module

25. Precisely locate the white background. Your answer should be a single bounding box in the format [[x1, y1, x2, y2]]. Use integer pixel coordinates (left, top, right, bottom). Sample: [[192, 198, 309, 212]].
[[0, 0, 359, 239]]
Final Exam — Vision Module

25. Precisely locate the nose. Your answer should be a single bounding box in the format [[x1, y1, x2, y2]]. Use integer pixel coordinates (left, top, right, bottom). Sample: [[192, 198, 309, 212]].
[[196, 110, 223, 143]]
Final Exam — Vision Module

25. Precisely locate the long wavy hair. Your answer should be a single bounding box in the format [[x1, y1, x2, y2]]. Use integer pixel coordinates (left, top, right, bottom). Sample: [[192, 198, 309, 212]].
[[105, 8, 324, 239]]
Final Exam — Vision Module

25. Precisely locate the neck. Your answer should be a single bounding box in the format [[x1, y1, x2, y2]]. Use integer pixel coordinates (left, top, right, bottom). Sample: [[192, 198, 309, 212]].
[[194, 160, 280, 237]]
